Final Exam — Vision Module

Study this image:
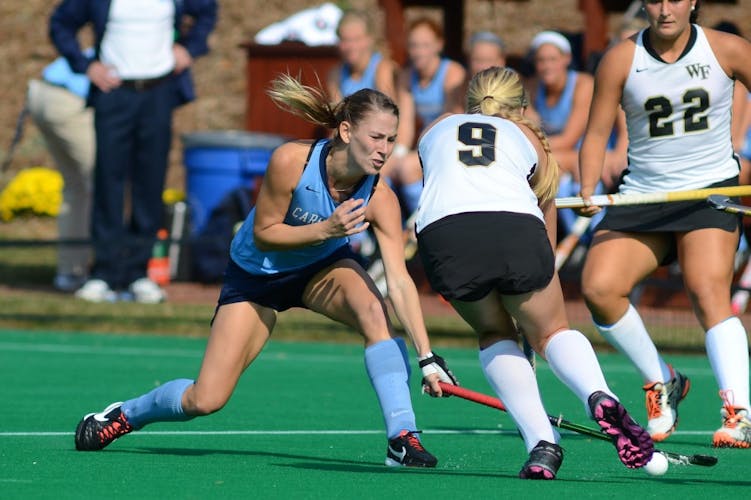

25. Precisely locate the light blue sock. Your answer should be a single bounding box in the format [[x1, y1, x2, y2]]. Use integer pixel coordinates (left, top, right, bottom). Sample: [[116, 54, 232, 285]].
[[400, 181, 423, 216], [364, 338, 416, 439], [121, 378, 194, 429], [394, 336, 411, 378]]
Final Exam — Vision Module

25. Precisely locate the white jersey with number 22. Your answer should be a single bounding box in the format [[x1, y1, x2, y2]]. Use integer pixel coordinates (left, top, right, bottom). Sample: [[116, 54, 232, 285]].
[[621, 25, 738, 194]]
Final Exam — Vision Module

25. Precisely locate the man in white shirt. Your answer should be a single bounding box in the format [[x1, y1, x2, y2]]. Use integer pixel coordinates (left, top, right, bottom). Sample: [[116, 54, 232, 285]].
[[50, 0, 217, 303]]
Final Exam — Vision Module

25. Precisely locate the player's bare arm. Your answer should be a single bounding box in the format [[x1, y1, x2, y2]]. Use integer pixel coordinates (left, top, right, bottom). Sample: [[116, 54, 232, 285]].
[[579, 41, 632, 202], [253, 142, 367, 250]]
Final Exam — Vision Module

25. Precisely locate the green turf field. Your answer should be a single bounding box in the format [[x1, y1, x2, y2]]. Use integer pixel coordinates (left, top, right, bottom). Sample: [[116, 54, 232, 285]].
[[1, 329, 749, 499]]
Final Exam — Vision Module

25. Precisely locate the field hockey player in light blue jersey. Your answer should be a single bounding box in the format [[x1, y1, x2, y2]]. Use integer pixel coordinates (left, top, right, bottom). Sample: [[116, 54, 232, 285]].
[[73, 74, 457, 467]]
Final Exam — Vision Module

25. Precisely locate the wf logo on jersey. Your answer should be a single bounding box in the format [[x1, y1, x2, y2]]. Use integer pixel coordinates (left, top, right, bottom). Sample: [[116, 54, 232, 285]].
[[685, 63, 710, 80]]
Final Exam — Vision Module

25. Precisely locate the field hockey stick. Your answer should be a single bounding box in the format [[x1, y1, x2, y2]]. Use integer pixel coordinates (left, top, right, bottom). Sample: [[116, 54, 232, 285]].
[[168, 201, 187, 279], [368, 210, 419, 294], [403, 209, 419, 261], [706, 194, 751, 217], [556, 185, 751, 209], [555, 215, 592, 271], [437, 382, 718, 467], [0, 100, 29, 179]]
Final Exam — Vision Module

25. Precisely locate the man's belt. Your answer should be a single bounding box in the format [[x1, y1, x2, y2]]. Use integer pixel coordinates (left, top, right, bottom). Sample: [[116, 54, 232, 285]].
[[120, 73, 171, 91]]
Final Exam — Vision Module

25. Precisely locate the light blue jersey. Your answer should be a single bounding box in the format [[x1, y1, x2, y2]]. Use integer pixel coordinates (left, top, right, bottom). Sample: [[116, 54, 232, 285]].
[[411, 58, 449, 130], [339, 52, 382, 97], [42, 48, 95, 99], [534, 69, 577, 136], [230, 139, 378, 275]]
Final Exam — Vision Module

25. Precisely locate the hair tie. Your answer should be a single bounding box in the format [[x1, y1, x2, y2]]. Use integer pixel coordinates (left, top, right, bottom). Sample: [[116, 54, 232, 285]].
[[483, 95, 494, 101]]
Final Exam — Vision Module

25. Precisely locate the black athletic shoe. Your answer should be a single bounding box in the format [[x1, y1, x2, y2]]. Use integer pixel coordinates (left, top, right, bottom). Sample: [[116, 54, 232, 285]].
[[519, 440, 564, 479], [588, 391, 654, 468], [384, 430, 438, 467], [75, 402, 133, 451]]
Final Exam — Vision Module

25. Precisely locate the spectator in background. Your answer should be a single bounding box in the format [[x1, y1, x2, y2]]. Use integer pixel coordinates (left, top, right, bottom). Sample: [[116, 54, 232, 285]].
[[465, 30, 507, 78], [326, 9, 398, 102], [527, 30, 599, 241], [446, 31, 507, 114], [49, 0, 218, 303], [530, 31, 594, 180], [528, 30, 593, 181], [389, 17, 466, 219], [27, 52, 95, 293], [326, 9, 398, 259]]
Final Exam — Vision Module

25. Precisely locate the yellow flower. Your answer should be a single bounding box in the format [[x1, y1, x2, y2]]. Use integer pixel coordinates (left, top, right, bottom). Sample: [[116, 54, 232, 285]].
[[0, 167, 63, 221]]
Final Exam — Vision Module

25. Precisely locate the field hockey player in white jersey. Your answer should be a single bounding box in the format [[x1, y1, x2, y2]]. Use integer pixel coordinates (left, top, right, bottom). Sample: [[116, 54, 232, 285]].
[[72, 75, 458, 466], [578, 0, 751, 448], [415, 66, 654, 479]]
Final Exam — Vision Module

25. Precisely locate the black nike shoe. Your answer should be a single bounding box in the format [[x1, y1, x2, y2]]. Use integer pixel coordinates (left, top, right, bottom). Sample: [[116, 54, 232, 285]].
[[519, 440, 564, 479], [384, 430, 438, 467], [75, 402, 133, 451]]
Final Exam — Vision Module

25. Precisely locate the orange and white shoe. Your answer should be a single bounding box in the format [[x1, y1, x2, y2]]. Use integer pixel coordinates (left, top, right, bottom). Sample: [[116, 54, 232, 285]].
[[713, 391, 751, 449], [643, 366, 691, 442]]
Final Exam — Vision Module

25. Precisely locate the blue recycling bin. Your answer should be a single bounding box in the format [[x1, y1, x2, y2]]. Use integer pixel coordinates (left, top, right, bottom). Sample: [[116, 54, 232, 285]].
[[182, 131, 286, 234]]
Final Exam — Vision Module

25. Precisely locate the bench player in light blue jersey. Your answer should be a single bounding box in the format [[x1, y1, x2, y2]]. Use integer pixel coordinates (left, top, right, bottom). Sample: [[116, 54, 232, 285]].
[[326, 9, 398, 103], [390, 17, 466, 219]]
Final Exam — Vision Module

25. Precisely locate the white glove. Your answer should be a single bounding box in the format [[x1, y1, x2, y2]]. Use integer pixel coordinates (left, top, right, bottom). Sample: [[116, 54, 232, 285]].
[[418, 352, 458, 388]]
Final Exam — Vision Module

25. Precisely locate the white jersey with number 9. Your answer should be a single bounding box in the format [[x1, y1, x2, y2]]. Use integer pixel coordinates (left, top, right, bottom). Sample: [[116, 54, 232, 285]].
[[415, 113, 542, 233]]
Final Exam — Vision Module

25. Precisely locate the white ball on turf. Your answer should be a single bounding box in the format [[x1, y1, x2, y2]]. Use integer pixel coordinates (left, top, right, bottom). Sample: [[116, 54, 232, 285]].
[[643, 452, 669, 476]]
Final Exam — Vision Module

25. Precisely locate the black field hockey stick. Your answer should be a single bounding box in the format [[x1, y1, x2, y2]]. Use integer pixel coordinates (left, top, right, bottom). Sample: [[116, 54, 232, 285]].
[[1, 100, 29, 178], [438, 382, 718, 467], [707, 194, 751, 217], [708, 194, 751, 313]]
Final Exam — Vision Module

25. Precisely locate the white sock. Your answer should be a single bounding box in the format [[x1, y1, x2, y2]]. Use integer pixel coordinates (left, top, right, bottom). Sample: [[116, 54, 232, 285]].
[[595, 304, 671, 383], [544, 329, 614, 415], [479, 340, 557, 452], [706, 317, 750, 410]]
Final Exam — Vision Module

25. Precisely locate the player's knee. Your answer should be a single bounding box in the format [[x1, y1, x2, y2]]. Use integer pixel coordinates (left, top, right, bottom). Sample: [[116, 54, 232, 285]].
[[581, 278, 618, 310], [185, 390, 229, 416], [355, 297, 389, 334], [685, 282, 727, 315]]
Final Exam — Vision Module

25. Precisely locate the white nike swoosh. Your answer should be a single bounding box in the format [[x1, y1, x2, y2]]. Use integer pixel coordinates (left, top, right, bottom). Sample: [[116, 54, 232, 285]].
[[91, 402, 123, 422], [388, 444, 407, 462], [389, 410, 410, 418]]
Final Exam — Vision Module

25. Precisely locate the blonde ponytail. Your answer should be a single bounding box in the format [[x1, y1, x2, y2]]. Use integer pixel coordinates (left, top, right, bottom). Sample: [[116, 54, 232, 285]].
[[467, 67, 559, 204]]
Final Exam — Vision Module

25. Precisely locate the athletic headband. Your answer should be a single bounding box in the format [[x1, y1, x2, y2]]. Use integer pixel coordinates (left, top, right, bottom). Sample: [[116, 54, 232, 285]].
[[530, 31, 571, 54], [469, 31, 505, 51]]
